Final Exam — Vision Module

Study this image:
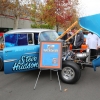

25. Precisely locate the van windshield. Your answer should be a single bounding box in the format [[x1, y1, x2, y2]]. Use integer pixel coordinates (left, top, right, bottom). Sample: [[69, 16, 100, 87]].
[[40, 31, 59, 41]]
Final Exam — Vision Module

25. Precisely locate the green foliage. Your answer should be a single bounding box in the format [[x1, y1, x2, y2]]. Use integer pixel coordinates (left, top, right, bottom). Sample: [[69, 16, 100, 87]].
[[31, 1, 55, 29], [31, 24, 54, 29]]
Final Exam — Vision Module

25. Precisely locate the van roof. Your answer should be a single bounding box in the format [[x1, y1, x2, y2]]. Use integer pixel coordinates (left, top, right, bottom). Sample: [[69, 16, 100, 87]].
[[5, 28, 56, 34]]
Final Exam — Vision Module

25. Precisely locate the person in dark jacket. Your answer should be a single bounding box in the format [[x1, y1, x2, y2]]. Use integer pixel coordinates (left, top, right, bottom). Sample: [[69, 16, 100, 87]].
[[71, 27, 84, 49]]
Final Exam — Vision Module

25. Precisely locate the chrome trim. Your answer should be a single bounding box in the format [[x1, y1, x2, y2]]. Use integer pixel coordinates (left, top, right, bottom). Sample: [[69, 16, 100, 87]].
[[62, 67, 75, 81], [4, 59, 17, 62], [25, 52, 39, 54]]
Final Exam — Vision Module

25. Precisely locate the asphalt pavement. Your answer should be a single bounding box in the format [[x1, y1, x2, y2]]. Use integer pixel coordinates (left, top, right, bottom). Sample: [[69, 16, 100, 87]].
[[0, 67, 100, 100]]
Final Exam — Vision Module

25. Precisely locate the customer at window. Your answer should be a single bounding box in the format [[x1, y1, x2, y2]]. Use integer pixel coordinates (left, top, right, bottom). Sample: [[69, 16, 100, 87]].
[[71, 27, 84, 50], [86, 32, 99, 61]]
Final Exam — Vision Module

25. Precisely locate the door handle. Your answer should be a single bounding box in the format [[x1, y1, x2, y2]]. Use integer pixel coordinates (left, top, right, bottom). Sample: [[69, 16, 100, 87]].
[[5, 50, 12, 53]]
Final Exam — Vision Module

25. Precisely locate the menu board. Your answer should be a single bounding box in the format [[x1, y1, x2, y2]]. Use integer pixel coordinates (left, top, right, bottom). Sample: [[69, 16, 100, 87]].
[[39, 41, 62, 70]]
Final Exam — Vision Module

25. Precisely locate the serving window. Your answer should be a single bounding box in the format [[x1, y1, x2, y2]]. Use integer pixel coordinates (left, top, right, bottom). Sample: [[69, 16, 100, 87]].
[[17, 34, 28, 46], [5, 34, 28, 47], [4, 32, 40, 47], [5, 34, 18, 47]]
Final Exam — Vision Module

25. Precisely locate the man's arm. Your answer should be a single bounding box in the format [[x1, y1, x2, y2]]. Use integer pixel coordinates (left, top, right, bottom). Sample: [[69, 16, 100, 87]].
[[80, 32, 84, 45], [77, 32, 84, 47]]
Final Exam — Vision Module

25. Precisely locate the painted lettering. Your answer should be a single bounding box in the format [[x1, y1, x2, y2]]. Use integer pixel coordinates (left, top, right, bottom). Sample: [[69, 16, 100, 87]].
[[43, 49, 58, 52], [12, 56, 38, 71]]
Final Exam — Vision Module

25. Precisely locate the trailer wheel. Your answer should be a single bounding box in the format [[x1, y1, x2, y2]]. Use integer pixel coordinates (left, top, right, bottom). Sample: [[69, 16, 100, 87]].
[[0, 58, 4, 71], [59, 61, 81, 84]]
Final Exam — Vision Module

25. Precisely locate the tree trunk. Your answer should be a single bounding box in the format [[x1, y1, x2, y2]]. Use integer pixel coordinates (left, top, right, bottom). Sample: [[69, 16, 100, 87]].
[[13, 16, 19, 29], [56, 24, 59, 33]]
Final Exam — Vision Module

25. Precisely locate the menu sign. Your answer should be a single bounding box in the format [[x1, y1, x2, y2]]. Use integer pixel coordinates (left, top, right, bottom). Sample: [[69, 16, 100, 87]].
[[39, 41, 62, 70]]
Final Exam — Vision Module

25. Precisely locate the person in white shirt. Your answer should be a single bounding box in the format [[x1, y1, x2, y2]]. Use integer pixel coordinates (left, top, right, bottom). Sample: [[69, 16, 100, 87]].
[[86, 32, 99, 61], [97, 37, 100, 57]]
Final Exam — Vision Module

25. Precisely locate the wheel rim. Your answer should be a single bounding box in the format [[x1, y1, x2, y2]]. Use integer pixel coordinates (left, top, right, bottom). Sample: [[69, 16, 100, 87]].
[[61, 67, 75, 81]]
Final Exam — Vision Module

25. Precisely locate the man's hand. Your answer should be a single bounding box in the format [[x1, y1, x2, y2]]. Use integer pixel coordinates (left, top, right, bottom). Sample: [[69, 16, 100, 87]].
[[97, 46, 100, 50]]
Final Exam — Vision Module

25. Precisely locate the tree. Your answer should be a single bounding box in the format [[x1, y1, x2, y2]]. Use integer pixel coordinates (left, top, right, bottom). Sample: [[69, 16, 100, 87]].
[[0, 0, 33, 29], [0, 0, 10, 14], [40, 0, 78, 32], [31, 1, 53, 29]]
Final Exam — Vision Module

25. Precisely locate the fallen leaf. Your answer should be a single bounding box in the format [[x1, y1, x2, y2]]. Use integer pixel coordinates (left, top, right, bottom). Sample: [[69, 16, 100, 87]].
[[64, 89, 67, 91]]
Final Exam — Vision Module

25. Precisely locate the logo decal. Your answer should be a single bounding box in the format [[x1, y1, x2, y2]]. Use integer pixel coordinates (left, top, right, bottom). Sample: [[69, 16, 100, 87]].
[[12, 56, 38, 71], [43, 45, 58, 52]]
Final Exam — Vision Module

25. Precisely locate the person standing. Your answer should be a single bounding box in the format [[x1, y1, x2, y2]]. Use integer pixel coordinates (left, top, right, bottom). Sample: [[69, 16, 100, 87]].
[[86, 32, 99, 61], [71, 27, 84, 50], [97, 37, 100, 57]]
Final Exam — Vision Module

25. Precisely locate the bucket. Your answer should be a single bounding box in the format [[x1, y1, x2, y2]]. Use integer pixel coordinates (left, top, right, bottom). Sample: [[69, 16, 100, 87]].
[[92, 56, 100, 71]]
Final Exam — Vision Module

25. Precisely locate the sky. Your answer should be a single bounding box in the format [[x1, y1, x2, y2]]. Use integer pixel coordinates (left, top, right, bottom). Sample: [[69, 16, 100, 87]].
[[40, 0, 100, 18], [78, 0, 100, 17], [19, 0, 100, 18]]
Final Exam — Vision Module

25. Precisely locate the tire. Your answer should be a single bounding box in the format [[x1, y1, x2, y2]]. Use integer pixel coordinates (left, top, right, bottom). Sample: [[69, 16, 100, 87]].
[[0, 58, 4, 71], [59, 61, 81, 84]]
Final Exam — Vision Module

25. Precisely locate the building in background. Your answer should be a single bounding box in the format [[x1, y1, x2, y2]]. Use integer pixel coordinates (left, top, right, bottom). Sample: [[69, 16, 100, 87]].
[[0, 14, 64, 36], [0, 14, 32, 33]]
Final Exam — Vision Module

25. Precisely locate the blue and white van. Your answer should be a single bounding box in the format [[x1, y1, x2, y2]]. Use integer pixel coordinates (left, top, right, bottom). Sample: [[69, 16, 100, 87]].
[[0, 29, 59, 73], [0, 28, 81, 84]]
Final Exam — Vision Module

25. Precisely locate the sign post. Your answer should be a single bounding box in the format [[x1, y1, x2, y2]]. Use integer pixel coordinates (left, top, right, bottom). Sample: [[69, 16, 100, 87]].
[[34, 41, 62, 91]]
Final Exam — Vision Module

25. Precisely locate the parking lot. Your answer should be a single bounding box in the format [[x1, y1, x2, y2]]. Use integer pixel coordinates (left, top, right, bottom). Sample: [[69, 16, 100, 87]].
[[0, 67, 100, 100]]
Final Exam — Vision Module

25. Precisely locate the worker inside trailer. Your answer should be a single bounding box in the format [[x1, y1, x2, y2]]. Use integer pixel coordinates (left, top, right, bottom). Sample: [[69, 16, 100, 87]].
[[68, 28, 88, 52], [56, 21, 88, 53]]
